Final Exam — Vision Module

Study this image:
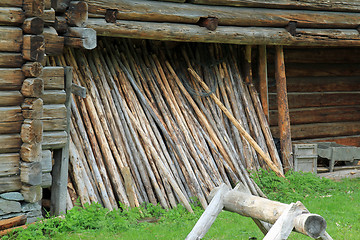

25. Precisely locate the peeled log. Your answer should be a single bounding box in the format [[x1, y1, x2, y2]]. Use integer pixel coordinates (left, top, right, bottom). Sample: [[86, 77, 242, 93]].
[[0, 175, 21, 193], [23, 35, 45, 62], [0, 7, 25, 25], [21, 119, 43, 144], [22, 62, 43, 78], [0, 134, 21, 153], [21, 78, 44, 98], [0, 26, 22, 52], [66, 1, 88, 27], [0, 68, 24, 90], [42, 90, 66, 104], [0, 153, 20, 177], [85, 0, 360, 29], [86, 19, 360, 47], [42, 131, 67, 149], [0, 53, 23, 68], [43, 27, 64, 56], [40, 67, 65, 90], [0, 91, 23, 107], [22, 98, 43, 119], [65, 27, 97, 49]]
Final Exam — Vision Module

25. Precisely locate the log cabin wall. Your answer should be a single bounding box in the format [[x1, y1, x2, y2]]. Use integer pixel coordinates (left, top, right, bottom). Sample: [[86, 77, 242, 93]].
[[265, 48, 360, 147]]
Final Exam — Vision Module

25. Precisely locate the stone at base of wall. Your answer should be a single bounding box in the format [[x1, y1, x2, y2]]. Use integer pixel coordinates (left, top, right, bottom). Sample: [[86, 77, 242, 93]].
[[0, 199, 21, 215], [0, 192, 25, 201]]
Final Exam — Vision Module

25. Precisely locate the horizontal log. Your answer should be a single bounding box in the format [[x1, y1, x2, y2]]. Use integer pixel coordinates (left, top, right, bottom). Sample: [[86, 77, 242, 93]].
[[0, 91, 24, 107], [0, 1, 23, 7], [22, 98, 43, 120], [42, 90, 66, 104], [269, 92, 360, 110], [295, 135, 360, 147], [0, 53, 23, 68], [21, 78, 44, 98], [267, 76, 360, 93], [269, 105, 360, 126], [43, 118, 67, 131], [271, 121, 360, 139], [190, 0, 360, 12], [65, 27, 97, 49], [43, 27, 64, 56], [86, 19, 360, 47], [0, 134, 21, 153], [23, 0, 44, 17], [0, 121, 22, 134], [40, 67, 64, 90], [0, 153, 20, 177], [42, 131, 67, 149], [0, 7, 25, 25], [0, 175, 21, 193], [0, 27, 23, 52], [0, 106, 23, 122], [22, 17, 44, 35], [269, 63, 360, 78], [85, 0, 360, 28], [0, 68, 24, 90], [21, 142, 42, 162], [43, 104, 67, 119]]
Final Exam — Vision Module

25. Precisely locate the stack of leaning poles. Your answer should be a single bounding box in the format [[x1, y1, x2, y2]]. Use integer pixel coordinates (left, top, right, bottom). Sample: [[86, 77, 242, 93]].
[[46, 38, 284, 214]]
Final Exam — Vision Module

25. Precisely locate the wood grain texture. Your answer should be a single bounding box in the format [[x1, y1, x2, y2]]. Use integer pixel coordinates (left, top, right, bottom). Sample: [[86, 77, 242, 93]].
[[0, 91, 23, 107], [0, 153, 20, 177], [0, 175, 21, 193], [0, 7, 25, 25], [0, 26, 22, 52], [40, 67, 65, 90]]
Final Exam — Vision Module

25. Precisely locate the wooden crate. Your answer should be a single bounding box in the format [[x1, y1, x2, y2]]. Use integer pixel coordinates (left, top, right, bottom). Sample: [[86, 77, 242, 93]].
[[293, 144, 317, 173]]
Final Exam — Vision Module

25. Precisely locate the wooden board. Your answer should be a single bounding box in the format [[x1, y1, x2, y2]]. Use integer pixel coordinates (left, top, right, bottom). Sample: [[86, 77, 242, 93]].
[[271, 122, 360, 139], [0, 175, 21, 193], [269, 92, 360, 110], [0, 153, 20, 177], [269, 105, 360, 126], [40, 67, 65, 90], [0, 91, 23, 107], [0, 68, 24, 90], [268, 76, 360, 93], [42, 90, 66, 104]]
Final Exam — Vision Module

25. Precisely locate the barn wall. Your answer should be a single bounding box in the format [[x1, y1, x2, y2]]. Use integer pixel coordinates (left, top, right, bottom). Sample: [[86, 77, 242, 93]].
[[265, 48, 360, 146]]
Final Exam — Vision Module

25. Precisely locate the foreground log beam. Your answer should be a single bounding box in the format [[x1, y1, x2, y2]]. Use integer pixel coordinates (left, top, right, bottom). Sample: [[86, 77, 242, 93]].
[[0, 27, 22, 52], [0, 7, 25, 25], [275, 46, 293, 171], [85, 0, 360, 29], [191, 0, 360, 12], [87, 19, 360, 47], [65, 27, 96, 49]]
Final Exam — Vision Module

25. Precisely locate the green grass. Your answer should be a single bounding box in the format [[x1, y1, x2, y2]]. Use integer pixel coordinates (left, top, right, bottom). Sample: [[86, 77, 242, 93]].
[[3, 171, 360, 240]]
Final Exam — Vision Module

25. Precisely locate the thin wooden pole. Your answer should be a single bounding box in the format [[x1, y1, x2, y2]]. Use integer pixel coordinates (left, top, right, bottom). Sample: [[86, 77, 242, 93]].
[[258, 45, 269, 122], [274, 46, 293, 172]]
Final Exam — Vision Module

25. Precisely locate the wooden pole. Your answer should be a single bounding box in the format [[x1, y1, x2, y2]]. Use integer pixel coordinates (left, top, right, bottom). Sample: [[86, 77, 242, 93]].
[[274, 46, 293, 172], [188, 68, 284, 177], [258, 45, 269, 121]]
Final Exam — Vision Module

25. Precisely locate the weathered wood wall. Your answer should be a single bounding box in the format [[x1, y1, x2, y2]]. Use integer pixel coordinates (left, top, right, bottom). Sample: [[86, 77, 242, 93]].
[[263, 48, 360, 146]]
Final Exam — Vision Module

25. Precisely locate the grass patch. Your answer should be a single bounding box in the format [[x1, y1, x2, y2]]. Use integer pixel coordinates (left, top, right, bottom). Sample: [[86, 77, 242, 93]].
[[3, 171, 359, 239]]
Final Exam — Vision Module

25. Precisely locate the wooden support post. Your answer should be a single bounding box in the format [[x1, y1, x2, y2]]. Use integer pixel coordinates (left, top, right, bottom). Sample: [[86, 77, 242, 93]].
[[274, 45, 293, 172], [244, 45, 252, 84], [258, 45, 269, 122], [50, 67, 71, 216]]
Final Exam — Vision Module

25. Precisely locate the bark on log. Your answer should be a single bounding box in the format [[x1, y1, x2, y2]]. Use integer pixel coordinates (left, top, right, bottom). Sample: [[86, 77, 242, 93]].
[[65, 27, 97, 49], [0, 153, 20, 177], [0, 53, 23, 68], [66, 1, 88, 27], [43, 27, 64, 56], [87, 19, 360, 47], [85, 0, 360, 28], [0, 26, 22, 52], [0, 7, 25, 26], [190, 0, 360, 12]]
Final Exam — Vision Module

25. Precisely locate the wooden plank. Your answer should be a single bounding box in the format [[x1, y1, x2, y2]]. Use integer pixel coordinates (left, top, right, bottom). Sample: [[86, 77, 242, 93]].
[[42, 131, 67, 149], [190, 0, 360, 12], [0, 175, 21, 193], [0, 7, 25, 26], [87, 19, 360, 47], [269, 92, 360, 110], [0, 53, 23, 68], [40, 67, 65, 90], [0, 68, 24, 90], [269, 106, 360, 126], [86, 0, 360, 28], [0, 91, 23, 107], [42, 90, 66, 104], [0, 26, 22, 52], [271, 122, 360, 139], [268, 76, 360, 93], [0, 153, 20, 177]]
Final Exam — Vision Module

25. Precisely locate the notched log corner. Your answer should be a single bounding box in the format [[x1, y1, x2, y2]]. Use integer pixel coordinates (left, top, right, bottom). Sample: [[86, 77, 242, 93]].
[[105, 9, 118, 23], [197, 16, 218, 31]]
